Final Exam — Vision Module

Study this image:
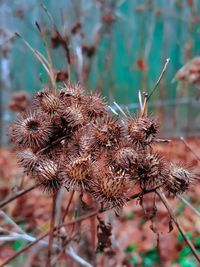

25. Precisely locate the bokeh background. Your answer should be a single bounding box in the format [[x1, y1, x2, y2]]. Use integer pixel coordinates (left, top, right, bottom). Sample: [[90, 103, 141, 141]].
[[1, 1, 200, 267]]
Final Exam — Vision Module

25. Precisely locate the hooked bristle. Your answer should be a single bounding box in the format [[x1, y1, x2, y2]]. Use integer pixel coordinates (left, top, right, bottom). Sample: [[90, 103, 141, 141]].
[[36, 89, 60, 115], [128, 115, 159, 146], [60, 154, 92, 191], [90, 116, 125, 149], [90, 167, 132, 211], [164, 164, 195, 195], [8, 112, 54, 150], [32, 159, 62, 194], [130, 152, 169, 189]]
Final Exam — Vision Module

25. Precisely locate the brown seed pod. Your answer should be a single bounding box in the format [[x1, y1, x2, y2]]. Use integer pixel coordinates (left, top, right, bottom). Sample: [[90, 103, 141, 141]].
[[164, 164, 194, 195], [90, 116, 125, 149], [70, 125, 95, 154], [59, 83, 86, 106], [35, 89, 60, 115], [32, 159, 62, 194], [131, 152, 169, 189], [90, 166, 131, 211], [17, 148, 40, 175], [83, 92, 107, 118], [8, 112, 54, 150], [60, 154, 92, 191], [112, 141, 137, 169], [61, 104, 87, 129], [128, 115, 159, 146]]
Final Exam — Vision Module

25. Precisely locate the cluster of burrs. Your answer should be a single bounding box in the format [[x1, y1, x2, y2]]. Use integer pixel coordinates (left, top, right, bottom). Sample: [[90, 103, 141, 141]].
[[9, 83, 194, 212]]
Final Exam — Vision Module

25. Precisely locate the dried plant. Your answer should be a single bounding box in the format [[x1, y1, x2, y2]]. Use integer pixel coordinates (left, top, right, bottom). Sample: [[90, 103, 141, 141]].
[[2, 6, 200, 265], [8, 82, 196, 206]]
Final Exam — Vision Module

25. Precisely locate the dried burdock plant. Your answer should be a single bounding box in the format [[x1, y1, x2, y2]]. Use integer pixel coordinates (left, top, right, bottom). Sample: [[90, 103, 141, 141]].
[[9, 112, 54, 150], [6, 45, 200, 264], [8, 82, 196, 201], [17, 148, 40, 175], [127, 115, 159, 147], [130, 152, 170, 189], [35, 89, 60, 115], [60, 154, 92, 191], [164, 164, 195, 195], [90, 166, 132, 212], [32, 159, 62, 194]]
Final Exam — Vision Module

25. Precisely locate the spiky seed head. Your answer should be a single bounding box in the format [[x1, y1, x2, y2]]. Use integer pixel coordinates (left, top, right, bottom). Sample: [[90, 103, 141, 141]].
[[36, 90, 59, 115], [128, 116, 158, 146], [90, 164, 131, 211], [71, 126, 95, 154], [164, 164, 194, 195], [61, 104, 87, 128], [32, 159, 62, 194], [112, 142, 137, 169], [131, 153, 169, 189], [59, 83, 86, 106], [84, 92, 107, 118], [17, 148, 40, 174], [60, 155, 92, 191], [91, 116, 125, 148], [9, 112, 53, 150]]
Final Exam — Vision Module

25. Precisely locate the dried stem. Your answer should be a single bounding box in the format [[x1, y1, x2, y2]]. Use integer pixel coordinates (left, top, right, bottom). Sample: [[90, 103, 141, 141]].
[[180, 136, 200, 161], [37, 135, 68, 155], [0, 210, 98, 267], [147, 58, 170, 101], [35, 21, 56, 91], [177, 195, 200, 218], [1, 185, 161, 266], [0, 233, 48, 267], [62, 190, 75, 222], [156, 190, 200, 263], [46, 192, 57, 267], [0, 184, 38, 209]]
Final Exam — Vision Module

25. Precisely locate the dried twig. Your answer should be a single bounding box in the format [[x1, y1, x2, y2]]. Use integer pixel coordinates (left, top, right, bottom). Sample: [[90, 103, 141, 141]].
[[180, 136, 200, 161], [46, 193, 57, 267], [0, 184, 38, 209], [1, 185, 161, 266], [35, 21, 56, 90], [147, 58, 170, 101], [0, 210, 98, 267], [62, 190, 75, 222], [177, 195, 200, 218], [156, 190, 200, 263]]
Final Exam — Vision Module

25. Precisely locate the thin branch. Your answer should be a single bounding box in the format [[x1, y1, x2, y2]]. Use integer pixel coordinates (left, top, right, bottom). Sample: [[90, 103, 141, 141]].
[[35, 21, 56, 90], [62, 190, 75, 222], [0, 233, 48, 267], [129, 184, 163, 201], [147, 58, 170, 101], [46, 193, 57, 267], [0, 229, 92, 267], [0, 184, 38, 209], [0, 210, 98, 267], [0, 210, 26, 234], [180, 136, 200, 161], [156, 190, 200, 263], [15, 33, 50, 75], [177, 195, 200, 218], [1, 185, 161, 266], [65, 247, 93, 267], [36, 135, 67, 155]]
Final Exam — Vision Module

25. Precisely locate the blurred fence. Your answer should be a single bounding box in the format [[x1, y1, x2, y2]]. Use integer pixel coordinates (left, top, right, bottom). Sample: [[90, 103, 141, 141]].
[[1, 0, 200, 145]]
